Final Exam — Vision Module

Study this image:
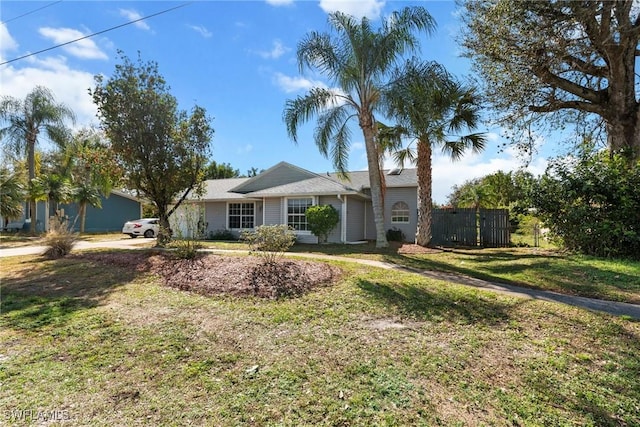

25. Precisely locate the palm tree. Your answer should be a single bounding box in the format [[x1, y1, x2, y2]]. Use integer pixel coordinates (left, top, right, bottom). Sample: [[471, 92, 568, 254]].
[[31, 173, 74, 229], [73, 182, 102, 233], [283, 7, 436, 248], [0, 86, 75, 233], [382, 60, 487, 247], [0, 166, 25, 224]]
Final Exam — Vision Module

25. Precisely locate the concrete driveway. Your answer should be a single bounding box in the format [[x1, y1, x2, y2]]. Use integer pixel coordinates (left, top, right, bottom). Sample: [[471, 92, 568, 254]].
[[0, 237, 154, 257]]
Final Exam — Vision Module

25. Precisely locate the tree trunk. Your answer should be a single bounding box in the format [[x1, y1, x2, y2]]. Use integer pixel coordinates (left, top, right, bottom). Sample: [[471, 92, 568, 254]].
[[362, 121, 388, 248], [27, 136, 36, 234], [157, 207, 172, 247], [79, 202, 86, 234], [605, 37, 640, 162], [415, 139, 432, 247]]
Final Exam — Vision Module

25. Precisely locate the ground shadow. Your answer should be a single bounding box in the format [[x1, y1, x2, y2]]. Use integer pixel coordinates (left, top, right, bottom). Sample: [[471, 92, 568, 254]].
[[381, 249, 640, 304], [355, 277, 518, 326], [1, 251, 149, 331]]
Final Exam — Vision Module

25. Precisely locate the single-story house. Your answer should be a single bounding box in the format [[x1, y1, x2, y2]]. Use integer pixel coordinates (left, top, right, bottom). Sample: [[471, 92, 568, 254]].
[[177, 161, 418, 243], [2, 190, 143, 233]]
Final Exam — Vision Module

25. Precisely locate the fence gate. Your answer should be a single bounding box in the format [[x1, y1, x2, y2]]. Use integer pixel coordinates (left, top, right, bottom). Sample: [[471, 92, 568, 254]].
[[480, 209, 510, 248], [431, 208, 510, 248]]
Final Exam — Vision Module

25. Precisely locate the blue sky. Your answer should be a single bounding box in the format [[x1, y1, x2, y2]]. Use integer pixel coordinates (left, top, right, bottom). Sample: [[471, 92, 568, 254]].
[[0, 0, 549, 204]]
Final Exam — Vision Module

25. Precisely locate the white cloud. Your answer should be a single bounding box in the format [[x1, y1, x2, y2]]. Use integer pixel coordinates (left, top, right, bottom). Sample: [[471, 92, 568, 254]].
[[266, 0, 294, 6], [319, 0, 385, 19], [38, 27, 108, 60], [0, 23, 18, 55], [237, 144, 253, 155], [274, 72, 327, 93], [188, 25, 212, 38], [0, 56, 99, 135], [256, 40, 289, 59], [119, 9, 151, 31]]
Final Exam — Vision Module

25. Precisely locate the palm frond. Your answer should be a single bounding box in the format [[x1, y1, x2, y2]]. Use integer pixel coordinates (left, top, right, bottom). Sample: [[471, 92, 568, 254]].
[[283, 88, 338, 143]]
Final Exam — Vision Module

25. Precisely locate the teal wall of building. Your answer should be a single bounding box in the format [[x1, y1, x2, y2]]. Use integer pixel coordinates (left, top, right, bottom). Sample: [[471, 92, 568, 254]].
[[58, 193, 141, 232]]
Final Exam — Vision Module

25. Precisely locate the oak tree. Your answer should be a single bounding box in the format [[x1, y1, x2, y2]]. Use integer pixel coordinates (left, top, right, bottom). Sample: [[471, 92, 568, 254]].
[[92, 52, 214, 245]]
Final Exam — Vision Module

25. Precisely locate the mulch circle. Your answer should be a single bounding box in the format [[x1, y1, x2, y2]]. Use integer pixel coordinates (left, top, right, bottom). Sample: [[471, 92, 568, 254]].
[[72, 252, 342, 299]]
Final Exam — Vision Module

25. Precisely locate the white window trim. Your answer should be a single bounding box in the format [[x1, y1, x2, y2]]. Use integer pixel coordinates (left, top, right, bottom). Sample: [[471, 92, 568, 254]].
[[226, 201, 256, 230], [391, 201, 410, 224], [284, 196, 315, 234]]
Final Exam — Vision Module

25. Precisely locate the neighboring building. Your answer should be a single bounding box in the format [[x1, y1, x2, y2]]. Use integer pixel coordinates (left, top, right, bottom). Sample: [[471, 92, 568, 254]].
[[176, 161, 418, 243], [57, 190, 143, 233], [8, 190, 143, 233]]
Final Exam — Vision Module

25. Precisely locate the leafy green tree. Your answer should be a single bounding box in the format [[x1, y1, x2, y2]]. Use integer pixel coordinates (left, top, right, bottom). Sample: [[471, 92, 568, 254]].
[[284, 7, 436, 248], [0, 166, 25, 222], [449, 178, 497, 210], [305, 204, 339, 243], [381, 60, 486, 246], [533, 153, 640, 259], [0, 86, 75, 233], [204, 161, 240, 179], [460, 0, 640, 161], [246, 167, 262, 178], [92, 52, 214, 246]]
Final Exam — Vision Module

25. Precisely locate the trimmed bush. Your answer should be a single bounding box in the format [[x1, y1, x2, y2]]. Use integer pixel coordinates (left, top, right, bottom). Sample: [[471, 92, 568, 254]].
[[305, 204, 339, 243]]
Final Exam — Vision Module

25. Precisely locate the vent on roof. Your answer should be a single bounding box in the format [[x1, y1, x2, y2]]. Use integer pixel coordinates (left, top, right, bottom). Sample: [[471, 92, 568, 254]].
[[387, 168, 402, 175]]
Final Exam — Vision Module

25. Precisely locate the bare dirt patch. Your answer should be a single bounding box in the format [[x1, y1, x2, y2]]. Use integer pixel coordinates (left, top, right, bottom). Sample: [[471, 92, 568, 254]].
[[73, 252, 341, 299], [396, 243, 443, 255]]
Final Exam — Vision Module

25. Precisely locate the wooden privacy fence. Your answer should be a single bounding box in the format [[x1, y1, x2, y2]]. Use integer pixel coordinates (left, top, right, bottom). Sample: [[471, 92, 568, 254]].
[[431, 208, 510, 248]]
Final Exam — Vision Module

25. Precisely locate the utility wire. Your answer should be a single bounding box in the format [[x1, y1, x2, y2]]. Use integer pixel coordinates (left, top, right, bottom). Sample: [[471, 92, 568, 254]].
[[0, 2, 193, 66], [1, 1, 63, 25]]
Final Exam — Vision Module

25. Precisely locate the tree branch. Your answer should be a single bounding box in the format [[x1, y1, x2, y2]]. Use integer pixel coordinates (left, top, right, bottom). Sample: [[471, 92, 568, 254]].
[[561, 54, 608, 78], [533, 64, 606, 104], [529, 100, 603, 115]]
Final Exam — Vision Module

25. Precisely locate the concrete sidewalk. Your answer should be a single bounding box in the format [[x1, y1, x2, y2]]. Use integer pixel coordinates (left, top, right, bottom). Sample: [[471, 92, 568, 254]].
[[1, 242, 638, 319]]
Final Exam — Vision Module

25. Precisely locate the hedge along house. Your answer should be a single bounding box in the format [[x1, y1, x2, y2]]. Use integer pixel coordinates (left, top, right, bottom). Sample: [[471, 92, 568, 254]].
[[175, 162, 418, 243]]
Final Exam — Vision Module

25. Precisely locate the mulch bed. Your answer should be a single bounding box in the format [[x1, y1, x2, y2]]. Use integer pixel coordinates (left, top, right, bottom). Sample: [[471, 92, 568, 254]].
[[72, 252, 342, 299]]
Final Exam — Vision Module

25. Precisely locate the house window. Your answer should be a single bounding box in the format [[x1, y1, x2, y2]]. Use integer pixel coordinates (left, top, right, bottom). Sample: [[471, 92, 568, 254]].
[[391, 201, 410, 223], [287, 198, 313, 231], [228, 202, 254, 229]]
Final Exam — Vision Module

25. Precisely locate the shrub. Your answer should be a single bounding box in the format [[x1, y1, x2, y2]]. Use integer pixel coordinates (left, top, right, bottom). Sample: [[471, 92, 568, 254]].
[[386, 227, 405, 242], [241, 225, 296, 264], [533, 153, 640, 259], [42, 216, 78, 259], [208, 229, 237, 241], [305, 204, 339, 243]]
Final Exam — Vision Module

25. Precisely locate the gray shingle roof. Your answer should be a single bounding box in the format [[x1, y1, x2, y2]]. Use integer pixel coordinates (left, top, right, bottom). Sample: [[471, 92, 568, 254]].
[[247, 176, 363, 197], [328, 168, 418, 189], [196, 163, 417, 200]]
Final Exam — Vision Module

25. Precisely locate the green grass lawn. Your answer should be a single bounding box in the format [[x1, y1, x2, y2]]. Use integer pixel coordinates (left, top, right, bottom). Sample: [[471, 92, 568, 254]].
[[1, 250, 639, 426], [200, 241, 640, 304]]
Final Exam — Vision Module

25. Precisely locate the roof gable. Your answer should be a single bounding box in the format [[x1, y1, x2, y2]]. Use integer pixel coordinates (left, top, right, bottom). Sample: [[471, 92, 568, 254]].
[[230, 162, 318, 194]]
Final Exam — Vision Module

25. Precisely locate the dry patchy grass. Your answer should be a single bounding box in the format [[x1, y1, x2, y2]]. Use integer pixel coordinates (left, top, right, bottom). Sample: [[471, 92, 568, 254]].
[[1, 251, 639, 426]]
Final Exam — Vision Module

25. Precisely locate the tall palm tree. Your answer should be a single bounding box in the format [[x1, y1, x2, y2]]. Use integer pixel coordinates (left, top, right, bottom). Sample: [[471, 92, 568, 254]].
[[382, 60, 487, 247], [0, 86, 75, 233], [283, 7, 436, 248]]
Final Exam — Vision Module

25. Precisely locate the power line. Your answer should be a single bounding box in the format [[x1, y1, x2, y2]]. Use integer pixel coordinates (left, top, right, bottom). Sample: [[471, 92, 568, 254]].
[[0, 2, 193, 67], [1, 1, 63, 25]]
